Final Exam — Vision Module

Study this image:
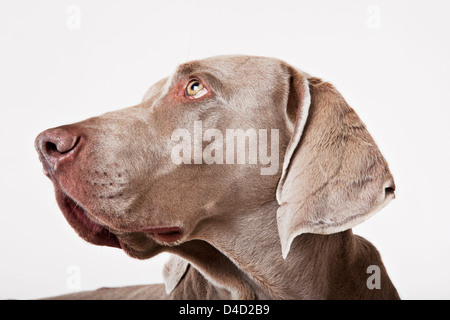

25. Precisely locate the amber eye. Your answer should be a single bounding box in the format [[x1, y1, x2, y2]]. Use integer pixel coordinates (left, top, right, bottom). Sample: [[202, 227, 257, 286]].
[[185, 79, 207, 98]]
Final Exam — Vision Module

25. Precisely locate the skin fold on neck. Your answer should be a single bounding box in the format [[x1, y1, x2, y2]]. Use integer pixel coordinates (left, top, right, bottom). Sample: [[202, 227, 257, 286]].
[[169, 200, 358, 299]]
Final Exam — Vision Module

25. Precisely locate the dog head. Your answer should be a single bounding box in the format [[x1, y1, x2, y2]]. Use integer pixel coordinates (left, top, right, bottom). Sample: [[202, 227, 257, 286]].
[[35, 55, 394, 260]]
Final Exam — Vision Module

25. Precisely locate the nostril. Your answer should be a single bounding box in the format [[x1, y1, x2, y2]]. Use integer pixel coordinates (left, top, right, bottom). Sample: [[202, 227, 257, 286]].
[[35, 127, 84, 175], [43, 136, 80, 156], [36, 127, 82, 168], [44, 141, 59, 156]]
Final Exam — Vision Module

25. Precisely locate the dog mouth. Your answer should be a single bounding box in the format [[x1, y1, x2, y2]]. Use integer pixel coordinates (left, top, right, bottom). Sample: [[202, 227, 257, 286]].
[[53, 186, 183, 249], [54, 188, 121, 248], [42, 163, 182, 249], [142, 227, 183, 243]]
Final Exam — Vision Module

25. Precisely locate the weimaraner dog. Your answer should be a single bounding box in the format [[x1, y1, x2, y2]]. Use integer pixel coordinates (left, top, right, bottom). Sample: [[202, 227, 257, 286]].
[[35, 55, 399, 299]]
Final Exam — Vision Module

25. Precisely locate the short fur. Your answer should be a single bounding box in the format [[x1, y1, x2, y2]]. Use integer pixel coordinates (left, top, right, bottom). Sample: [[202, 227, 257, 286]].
[[35, 55, 399, 300]]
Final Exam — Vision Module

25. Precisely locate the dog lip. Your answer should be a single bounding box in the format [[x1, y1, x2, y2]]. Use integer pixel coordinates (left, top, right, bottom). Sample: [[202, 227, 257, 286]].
[[142, 226, 182, 233], [142, 226, 183, 242], [55, 188, 121, 248]]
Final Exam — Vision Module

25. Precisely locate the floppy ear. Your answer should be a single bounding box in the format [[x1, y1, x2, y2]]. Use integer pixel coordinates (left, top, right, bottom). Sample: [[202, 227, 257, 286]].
[[276, 67, 395, 259], [163, 255, 190, 294]]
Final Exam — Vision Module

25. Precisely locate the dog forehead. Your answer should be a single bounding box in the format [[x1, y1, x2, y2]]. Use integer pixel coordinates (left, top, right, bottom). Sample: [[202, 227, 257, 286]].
[[174, 55, 285, 81], [143, 55, 290, 104]]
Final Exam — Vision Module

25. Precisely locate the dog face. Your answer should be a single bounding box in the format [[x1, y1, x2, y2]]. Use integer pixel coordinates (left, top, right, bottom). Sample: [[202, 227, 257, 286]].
[[35, 55, 394, 260], [35, 56, 293, 258]]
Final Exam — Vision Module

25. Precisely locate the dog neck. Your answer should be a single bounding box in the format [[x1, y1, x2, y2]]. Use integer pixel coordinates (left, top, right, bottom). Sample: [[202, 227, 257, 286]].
[[171, 201, 357, 299]]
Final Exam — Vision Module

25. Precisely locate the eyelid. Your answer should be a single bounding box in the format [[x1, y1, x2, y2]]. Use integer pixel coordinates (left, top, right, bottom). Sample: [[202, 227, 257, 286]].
[[191, 87, 208, 99]]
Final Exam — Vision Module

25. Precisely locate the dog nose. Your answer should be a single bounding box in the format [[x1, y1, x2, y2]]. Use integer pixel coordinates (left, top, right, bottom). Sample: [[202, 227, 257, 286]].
[[35, 127, 82, 172]]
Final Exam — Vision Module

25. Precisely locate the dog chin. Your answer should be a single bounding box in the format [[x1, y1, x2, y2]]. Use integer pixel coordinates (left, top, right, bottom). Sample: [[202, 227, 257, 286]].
[[114, 232, 165, 260]]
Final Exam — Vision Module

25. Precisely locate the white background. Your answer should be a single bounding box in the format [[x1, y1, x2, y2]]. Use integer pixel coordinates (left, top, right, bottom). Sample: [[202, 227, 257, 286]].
[[1, 0, 449, 300]]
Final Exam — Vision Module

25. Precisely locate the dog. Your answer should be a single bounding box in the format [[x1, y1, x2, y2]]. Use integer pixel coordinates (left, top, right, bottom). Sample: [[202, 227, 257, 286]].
[[35, 55, 399, 299]]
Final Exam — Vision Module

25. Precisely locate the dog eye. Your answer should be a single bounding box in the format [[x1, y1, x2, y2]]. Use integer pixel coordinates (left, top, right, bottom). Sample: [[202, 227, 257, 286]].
[[185, 79, 208, 98]]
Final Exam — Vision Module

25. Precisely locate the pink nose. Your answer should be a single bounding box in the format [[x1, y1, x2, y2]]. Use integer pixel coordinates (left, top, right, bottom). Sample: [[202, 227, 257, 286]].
[[35, 126, 82, 173]]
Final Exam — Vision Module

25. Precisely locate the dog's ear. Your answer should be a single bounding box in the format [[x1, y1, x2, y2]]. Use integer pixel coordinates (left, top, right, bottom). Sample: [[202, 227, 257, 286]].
[[276, 66, 395, 259], [163, 255, 189, 294]]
